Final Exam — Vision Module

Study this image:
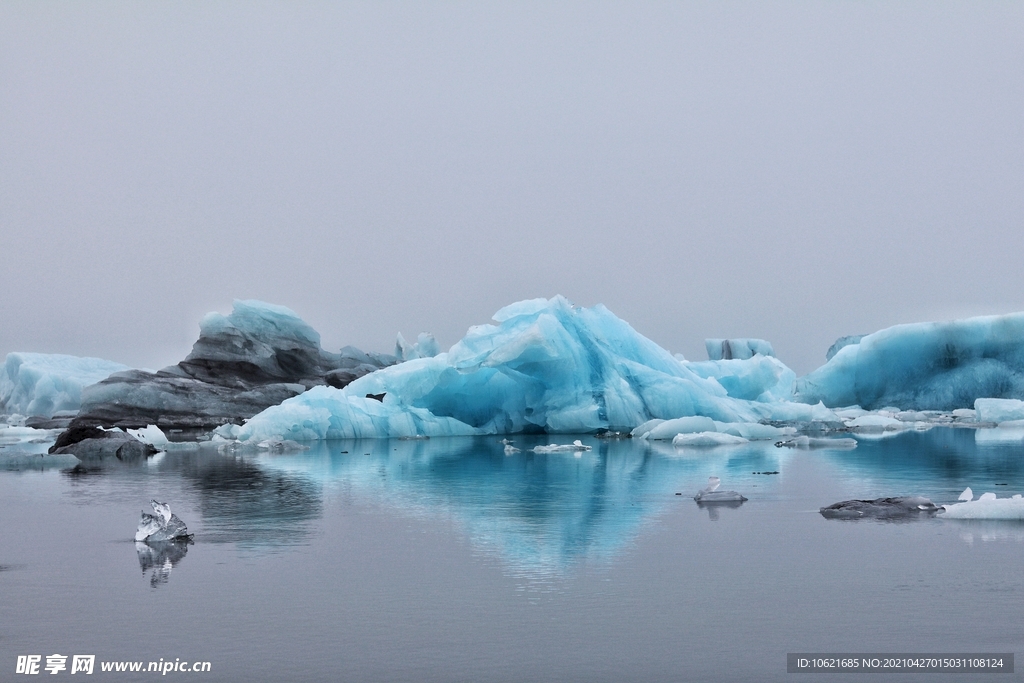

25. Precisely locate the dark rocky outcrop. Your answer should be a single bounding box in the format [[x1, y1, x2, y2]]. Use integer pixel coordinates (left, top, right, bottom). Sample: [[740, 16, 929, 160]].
[[819, 496, 940, 519], [52, 301, 396, 454], [49, 426, 157, 461]]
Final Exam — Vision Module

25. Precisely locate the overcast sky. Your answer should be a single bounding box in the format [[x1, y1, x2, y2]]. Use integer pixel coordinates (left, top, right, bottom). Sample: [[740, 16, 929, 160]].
[[1, 2, 1022, 375]]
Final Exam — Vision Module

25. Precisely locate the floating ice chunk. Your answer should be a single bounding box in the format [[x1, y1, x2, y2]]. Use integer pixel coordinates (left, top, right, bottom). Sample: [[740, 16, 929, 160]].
[[255, 439, 309, 452], [775, 436, 858, 449], [693, 476, 747, 502], [135, 500, 192, 543], [974, 398, 1024, 424], [795, 312, 1024, 410], [532, 440, 591, 453], [126, 425, 170, 449], [820, 496, 940, 519], [0, 352, 129, 417], [704, 339, 775, 361], [942, 487, 1024, 519], [672, 432, 748, 447]]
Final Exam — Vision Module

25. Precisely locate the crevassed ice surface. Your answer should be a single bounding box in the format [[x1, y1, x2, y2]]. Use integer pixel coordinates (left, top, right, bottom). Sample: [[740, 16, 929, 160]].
[[239, 297, 836, 441], [794, 312, 1024, 410], [0, 352, 129, 417]]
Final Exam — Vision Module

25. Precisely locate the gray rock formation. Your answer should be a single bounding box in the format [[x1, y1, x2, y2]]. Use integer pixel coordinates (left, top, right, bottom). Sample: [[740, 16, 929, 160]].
[[819, 496, 940, 519], [52, 301, 396, 454]]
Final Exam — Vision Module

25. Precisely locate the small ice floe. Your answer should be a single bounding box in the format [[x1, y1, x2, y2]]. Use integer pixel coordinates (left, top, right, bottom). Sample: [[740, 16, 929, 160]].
[[255, 439, 309, 452], [941, 487, 1024, 520], [672, 432, 748, 447], [775, 436, 858, 449], [135, 500, 193, 543], [532, 440, 591, 454], [819, 496, 940, 519], [501, 439, 520, 455], [693, 476, 747, 503], [0, 452, 80, 470]]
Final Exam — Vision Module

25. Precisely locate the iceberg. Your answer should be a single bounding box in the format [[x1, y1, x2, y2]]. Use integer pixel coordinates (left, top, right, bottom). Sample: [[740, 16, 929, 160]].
[[795, 312, 1024, 410], [942, 487, 1024, 519], [395, 332, 441, 361], [686, 355, 795, 402], [52, 300, 397, 454], [693, 476, 747, 502], [672, 432, 748, 447], [531, 440, 592, 453], [238, 297, 839, 442], [135, 500, 192, 543], [0, 352, 129, 418], [974, 398, 1024, 424], [704, 338, 775, 361]]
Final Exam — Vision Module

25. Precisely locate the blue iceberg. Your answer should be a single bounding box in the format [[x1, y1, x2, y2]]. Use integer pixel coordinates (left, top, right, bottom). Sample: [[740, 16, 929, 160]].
[[238, 297, 836, 442], [794, 313, 1024, 411], [0, 352, 129, 418]]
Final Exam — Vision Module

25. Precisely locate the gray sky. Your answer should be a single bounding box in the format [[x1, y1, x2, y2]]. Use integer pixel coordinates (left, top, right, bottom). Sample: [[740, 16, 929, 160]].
[[1, 1, 1022, 375]]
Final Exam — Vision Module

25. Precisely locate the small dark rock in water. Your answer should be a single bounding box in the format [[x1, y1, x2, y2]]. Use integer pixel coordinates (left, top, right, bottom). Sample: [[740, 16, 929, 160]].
[[366, 392, 386, 402], [675, 492, 682, 496], [752, 471, 779, 475], [819, 496, 940, 519]]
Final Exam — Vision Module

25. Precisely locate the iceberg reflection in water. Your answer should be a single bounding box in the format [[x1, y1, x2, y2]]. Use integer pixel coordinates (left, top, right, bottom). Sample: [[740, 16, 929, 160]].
[[135, 539, 190, 588]]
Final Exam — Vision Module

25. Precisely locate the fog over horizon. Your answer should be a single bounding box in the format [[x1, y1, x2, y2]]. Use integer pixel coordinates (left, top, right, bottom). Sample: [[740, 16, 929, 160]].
[[2, 2, 1022, 375]]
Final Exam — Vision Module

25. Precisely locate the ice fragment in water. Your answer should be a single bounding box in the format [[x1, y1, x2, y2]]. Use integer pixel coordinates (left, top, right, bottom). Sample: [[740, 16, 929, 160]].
[[672, 432, 748, 447], [693, 476, 747, 503], [135, 500, 191, 543], [942, 487, 1024, 519], [532, 440, 591, 453]]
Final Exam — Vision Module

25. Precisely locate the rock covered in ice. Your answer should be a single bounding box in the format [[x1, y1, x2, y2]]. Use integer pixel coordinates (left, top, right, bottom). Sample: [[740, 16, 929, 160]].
[[53, 300, 397, 452], [941, 487, 1024, 519], [693, 476, 747, 502], [135, 500, 192, 543], [238, 297, 839, 441], [795, 312, 1024, 411], [974, 398, 1024, 424], [0, 352, 129, 418], [819, 496, 940, 519], [705, 338, 775, 361]]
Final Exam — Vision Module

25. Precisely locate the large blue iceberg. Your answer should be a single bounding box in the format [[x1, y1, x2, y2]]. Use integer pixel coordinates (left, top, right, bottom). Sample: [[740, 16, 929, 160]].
[[237, 297, 836, 441], [0, 352, 129, 418], [794, 313, 1024, 410]]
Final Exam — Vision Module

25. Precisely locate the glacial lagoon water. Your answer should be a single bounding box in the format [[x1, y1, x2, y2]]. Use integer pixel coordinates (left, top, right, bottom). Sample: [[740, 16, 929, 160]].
[[2, 429, 1023, 682]]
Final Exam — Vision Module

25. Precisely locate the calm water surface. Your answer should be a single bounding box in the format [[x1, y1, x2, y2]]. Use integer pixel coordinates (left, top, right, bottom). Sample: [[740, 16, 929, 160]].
[[2, 429, 1023, 682]]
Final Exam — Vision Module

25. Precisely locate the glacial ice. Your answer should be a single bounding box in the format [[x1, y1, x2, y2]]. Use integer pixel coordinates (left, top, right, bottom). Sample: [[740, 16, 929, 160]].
[[974, 398, 1024, 424], [52, 300, 398, 453], [693, 476, 747, 502], [395, 332, 441, 361], [237, 297, 840, 442], [672, 432, 748, 447], [532, 440, 592, 453], [795, 312, 1024, 410], [0, 352, 129, 417], [704, 338, 775, 361], [135, 500, 192, 543], [942, 487, 1024, 520]]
